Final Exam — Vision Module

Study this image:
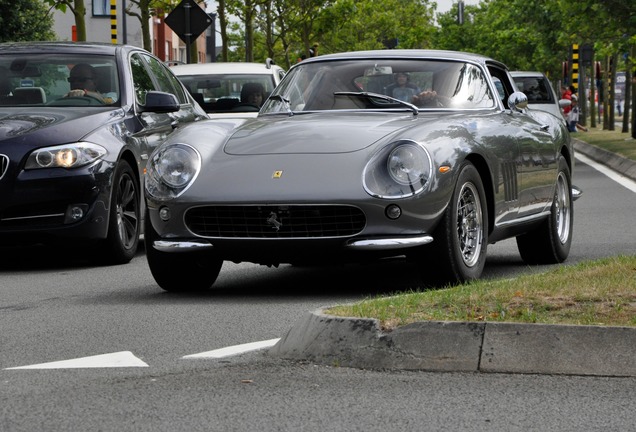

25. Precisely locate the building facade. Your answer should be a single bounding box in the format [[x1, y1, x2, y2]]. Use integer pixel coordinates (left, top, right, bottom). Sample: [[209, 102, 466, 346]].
[[52, 0, 208, 64]]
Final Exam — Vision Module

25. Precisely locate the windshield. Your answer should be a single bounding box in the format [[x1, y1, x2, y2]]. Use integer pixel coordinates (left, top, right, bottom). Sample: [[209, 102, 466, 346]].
[[176, 73, 278, 113], [0, 54, 120, 107], [513, 76, 556, 104], [261, 59, 496, 113]]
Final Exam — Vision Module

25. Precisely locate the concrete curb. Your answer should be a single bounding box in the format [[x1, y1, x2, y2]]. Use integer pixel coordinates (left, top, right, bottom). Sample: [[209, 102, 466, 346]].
[[268, 144, 636, 376], [269, 309, 636, 377], [573, 138, 636, 182]]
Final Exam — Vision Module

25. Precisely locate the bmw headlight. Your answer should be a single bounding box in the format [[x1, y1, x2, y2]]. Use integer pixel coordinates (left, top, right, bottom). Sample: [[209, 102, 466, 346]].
[[145, 143, 201, 200], [25, 142, 106, 169], [363, 140, 432, 198]]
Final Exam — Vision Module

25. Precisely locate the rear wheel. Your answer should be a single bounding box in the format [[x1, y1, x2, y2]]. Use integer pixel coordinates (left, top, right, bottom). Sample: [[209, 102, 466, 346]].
[[145, 213, 222, 292], [516, 155, 573, 264], [414, 161, 488, 286]]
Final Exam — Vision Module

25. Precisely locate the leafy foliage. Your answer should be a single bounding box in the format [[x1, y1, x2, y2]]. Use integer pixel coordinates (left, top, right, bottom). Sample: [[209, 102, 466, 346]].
[[0, 0, 56, 42]]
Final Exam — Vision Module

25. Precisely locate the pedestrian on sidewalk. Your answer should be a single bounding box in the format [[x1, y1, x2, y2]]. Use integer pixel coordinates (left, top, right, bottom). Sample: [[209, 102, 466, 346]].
[[567, 95, 588, 132]]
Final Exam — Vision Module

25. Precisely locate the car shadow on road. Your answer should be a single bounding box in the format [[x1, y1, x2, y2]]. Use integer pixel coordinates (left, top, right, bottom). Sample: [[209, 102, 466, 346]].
[[0, 242, 147, 272]]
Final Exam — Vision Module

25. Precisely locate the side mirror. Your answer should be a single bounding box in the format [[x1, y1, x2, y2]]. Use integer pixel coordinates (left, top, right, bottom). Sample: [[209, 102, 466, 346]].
[[558, 98, 572, 108], [139, 91, 179, 113], [508, 91, 528, 112]]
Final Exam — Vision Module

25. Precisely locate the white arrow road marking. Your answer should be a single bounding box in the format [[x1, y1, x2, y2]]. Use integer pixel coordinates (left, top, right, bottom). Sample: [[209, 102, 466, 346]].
[[4, 351, 149, 370], [182, 338, 281, 359]]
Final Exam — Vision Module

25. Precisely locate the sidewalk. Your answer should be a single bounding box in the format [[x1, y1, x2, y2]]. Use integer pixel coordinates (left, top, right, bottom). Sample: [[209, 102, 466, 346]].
[[269, 140, 636, 377]]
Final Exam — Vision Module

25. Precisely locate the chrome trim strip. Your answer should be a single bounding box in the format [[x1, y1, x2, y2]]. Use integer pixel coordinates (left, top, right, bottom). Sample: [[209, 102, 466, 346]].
[[0, 154, 8, 180], [496, 210, 551, 227], [153, 240, 214, 252], [2, 213, 65, 221], [346, 235, 433, 250]]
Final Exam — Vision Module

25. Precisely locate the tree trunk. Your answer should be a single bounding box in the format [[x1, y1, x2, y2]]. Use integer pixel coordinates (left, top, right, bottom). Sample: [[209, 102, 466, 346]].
[[217, 0, 229, 62], [73, 0, 87, 41], [623, 47, 632, 135], [609, 53, 617, 131]]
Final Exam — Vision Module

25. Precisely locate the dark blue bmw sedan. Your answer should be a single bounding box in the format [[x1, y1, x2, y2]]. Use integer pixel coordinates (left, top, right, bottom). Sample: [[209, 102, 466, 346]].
[[0, 42, 207, 264]]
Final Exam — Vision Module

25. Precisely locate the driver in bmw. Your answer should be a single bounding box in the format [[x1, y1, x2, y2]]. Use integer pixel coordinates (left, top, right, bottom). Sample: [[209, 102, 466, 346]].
[[66, 63, 112, 103]]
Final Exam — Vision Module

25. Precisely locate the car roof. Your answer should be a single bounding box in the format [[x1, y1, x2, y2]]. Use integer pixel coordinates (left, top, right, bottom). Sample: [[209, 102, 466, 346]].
[[297, 49, 508, 70], [170, 61, 284, 76], [0, 41, 138, 56], [510, 71, 547, 77]]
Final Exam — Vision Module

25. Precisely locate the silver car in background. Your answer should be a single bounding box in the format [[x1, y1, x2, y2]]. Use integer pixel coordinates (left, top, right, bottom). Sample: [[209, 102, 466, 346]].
[[170, 59, 285, 117], [511, 70, 571, 121]]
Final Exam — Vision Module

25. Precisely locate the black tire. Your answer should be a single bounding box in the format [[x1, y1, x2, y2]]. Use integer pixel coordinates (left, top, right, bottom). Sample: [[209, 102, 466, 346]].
[[415, 161, 488, 286], [99, 160, 140, 264], [145, 213, 223, 292], [516, 155, 573, 264]]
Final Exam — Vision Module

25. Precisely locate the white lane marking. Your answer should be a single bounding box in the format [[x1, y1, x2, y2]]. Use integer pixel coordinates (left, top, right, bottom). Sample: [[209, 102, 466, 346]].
[[182, 338, 281, 359], [4, 351, 149, 370], [576, 152, 636, 193]]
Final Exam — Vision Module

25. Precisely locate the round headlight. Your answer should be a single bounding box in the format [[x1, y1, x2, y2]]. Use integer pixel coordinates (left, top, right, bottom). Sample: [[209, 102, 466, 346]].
[[146, 143, 201, 200], [387, 143, 428, 185], [363, 140, 432, 199], [156, 146, 199, 188]]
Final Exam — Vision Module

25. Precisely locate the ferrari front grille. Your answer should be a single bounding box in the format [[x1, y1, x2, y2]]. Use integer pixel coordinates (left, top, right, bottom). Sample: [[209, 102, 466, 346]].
[[185, 205, 366, 238]]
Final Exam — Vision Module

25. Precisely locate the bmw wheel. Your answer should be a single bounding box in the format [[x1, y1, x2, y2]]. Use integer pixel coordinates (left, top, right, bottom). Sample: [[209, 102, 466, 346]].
[[99, 160, 140, 264]]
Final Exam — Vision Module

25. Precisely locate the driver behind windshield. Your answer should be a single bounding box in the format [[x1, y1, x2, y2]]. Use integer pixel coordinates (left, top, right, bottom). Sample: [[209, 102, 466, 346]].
[[66, 63, 112, 103]]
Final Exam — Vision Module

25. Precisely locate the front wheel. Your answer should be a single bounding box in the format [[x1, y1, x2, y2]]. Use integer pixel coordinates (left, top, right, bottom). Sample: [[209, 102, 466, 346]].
[[413, 161, 488, 286], [98, 160, 140, 264], [516, 155, 573, 264], [145, 213, 223, 292]]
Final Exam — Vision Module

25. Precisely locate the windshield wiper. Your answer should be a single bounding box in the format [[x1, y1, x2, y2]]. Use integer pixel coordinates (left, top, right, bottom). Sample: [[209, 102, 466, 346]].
[[268, 94, 293, 116], [334, 91, 419, 115]]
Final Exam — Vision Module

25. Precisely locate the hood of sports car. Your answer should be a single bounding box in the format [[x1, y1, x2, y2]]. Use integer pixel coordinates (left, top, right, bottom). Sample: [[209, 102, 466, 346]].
[[224, 112, 435, 155], [0, 108, 116, 145]]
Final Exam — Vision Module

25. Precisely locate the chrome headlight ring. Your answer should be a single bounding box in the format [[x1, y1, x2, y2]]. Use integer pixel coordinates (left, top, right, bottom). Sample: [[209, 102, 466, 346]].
[[363, 139, 432, 199], [145, 143, 201, 201]]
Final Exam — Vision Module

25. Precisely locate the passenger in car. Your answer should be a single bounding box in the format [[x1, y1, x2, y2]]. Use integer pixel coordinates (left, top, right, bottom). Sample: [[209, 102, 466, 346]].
[[240, 82, 266, 108]]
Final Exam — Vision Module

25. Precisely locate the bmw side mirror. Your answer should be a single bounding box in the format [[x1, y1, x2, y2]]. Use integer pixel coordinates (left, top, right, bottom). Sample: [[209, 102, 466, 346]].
[[139, 91, 180, 113]]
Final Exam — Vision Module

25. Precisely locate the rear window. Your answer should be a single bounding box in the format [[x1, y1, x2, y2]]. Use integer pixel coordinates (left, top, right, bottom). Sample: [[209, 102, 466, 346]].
[[513, 76, 555, 104]]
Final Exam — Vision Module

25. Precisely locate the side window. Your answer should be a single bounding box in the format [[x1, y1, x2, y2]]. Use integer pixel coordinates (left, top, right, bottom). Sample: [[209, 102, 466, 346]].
[[141, 54, 187, 104], [130, 53, 156, 105], [488, 65, 516, 108]]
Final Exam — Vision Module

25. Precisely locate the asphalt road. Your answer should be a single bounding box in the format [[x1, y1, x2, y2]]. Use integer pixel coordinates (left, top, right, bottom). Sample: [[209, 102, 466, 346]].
[[1, 152, 635, 431]]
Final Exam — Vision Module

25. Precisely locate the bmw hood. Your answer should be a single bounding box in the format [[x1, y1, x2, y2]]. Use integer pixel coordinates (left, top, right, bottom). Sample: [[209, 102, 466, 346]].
[[0, 108, 117, 144], [224, 112, 432, 155]]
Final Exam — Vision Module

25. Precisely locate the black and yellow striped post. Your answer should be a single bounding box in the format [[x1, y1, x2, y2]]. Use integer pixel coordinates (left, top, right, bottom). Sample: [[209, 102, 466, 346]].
[[571, 44, 579, 92], [110, 0, 117, 44]]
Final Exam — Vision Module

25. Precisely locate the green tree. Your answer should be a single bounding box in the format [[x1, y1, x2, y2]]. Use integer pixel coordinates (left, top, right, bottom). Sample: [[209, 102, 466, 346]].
[[434, 0, 566, 78], [45, 0, 88, 41], [0, 0, 56, 41], [317, 0, 436, 53]]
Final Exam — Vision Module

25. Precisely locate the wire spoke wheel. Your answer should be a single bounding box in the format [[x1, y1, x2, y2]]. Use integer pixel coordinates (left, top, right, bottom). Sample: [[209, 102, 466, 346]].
[[554, 171, 571, 244], [456, 182, 483, 268]]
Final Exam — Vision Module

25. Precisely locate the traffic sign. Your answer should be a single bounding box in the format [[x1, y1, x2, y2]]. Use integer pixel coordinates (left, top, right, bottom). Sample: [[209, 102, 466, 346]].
[[164, 0, 213, 45]]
